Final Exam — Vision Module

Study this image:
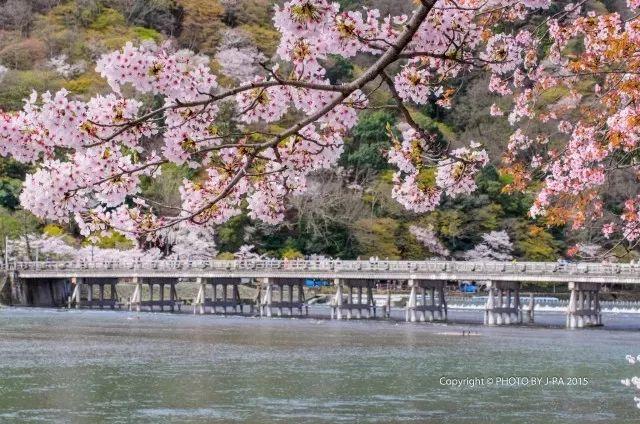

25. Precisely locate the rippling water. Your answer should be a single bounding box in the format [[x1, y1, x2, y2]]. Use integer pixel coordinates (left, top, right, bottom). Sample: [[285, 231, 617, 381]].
[[0, 308, 639, 423]]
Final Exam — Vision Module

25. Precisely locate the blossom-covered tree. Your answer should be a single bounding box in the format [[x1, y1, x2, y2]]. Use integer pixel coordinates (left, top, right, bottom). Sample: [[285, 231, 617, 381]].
[[5, 234, 163, 262], [566, 243, 603, 260], [622, 354, 640, 409], [234, 244, 263, 260], [6, 234, 77, 261], [498, 1, 640, 247], [1, 0, 636, 248], [163, 223, 218, 259], [409, 225, 449, 258], [46, 54, 86, 79], [461, 230, 514, 261], [5, 223, 217, 263]]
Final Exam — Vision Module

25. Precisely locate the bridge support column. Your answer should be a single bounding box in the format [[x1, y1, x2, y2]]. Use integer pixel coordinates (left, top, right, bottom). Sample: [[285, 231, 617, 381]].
[[332, 279, 376, 319], [331, 279, 343, 319], [406, 280, 447, 323], [406, 281, 417, 322], [525, 293, 535, 323], [264, 278, 307, 317], [158, 283, 164, 312], [72, 277, 82, 309], [148, 283, 154, 311], [169, 282, 177, 312], [193, 278, 243, 315], [194, 277, 206, 314], [87, 283, 93, 306], [260, 278, 273, 317], [129, 277, 142, 312], [484, 281, 521, 326], [110, 283, 118, 309], [98, 284, 105, 309], [566, 282, 601, 329]]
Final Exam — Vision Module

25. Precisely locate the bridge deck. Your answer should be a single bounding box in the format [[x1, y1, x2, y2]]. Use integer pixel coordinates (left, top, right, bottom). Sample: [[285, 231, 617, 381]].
[[7, 259, 640, 284]]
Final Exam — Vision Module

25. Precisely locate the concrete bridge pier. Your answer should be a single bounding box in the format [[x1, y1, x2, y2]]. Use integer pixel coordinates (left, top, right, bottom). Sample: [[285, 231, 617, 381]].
[[260, 277, 273, 317], [129, 277, 142, 312], [331, 279, 377, 319], [193, 277, 242, 315], [129, 277, 180, 312], [405, 280, 447, 323], [70, 276, 82, 309], [484, 281, 522, 326], [566, 282, 602, 329], [525, 293, 535, 323], [261, 278, 307, 317], [81, 278, 119, 309], [330, 278, 343, 319]]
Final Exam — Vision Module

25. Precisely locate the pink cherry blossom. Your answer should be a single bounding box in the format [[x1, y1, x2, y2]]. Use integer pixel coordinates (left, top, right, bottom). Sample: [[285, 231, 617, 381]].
[[0, 0, 626, 244]]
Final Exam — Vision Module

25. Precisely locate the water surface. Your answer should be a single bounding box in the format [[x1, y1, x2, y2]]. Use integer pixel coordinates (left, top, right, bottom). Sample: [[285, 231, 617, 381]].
[[0, 308, 638, 423]]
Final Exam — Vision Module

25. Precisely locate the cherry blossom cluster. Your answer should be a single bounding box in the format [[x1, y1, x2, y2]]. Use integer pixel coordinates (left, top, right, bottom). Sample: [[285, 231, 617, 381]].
[[162, 223, 219, 259], [461, 231, 514, 261], [389, 124, 488, 212], [435, 143, 489, 198], [96, 41, 217, 100], [234, 244, 264, 260], [4, 231, 219, 262], [236, 79, 289, 124], [565, 243, 602, 259], [409, 225, 449, 257], [179, 167, 249, 226], [0, 0, 560, 240], [492, 3, 640, 244], [621, 354, 640, 409]]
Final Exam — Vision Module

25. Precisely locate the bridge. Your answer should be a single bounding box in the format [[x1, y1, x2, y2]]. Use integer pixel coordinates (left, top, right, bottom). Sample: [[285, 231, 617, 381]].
[[4, 259, 639, 328]]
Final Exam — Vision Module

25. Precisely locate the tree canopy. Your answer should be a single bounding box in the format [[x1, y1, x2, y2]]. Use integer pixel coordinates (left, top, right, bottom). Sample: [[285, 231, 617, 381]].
[[0, 0, 639, 260]]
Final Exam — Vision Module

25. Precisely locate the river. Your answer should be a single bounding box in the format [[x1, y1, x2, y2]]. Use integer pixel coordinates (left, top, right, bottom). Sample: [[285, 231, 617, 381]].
[[0, 308, 639, 423]]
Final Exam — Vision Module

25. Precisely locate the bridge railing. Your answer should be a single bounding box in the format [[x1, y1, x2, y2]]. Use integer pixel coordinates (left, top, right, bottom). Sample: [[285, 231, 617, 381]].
[[5, 259, 640, 277]]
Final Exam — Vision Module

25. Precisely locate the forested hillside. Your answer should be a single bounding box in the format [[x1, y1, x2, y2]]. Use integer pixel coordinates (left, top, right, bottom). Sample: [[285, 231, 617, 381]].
[[0, 0, 632, 260]]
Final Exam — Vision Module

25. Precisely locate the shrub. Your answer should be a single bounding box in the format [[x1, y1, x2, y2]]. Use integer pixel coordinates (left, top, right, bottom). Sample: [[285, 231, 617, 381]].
[[43, 224, 66, 237], [216, 251, 235, 260], [177, 0, 225, 54], [106, 0, 182, 35], [0, 70, 62, 111], [0, 38, 47, 70], [239, 24, 279, 56], [89, 7, 125, 31], [63, 72, 107, 94], [0, 0, 33, 35], [132, 26, 161, 41], [222, 0, 271, 27], [281, 246, 304, 260], [354, 218, 401, 259], [83, 231, 134, 249]]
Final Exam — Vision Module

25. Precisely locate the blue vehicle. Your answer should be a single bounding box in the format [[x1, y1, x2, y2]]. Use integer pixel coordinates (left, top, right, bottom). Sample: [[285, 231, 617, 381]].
[[459, 282, 478, 293], [305, 279, 331, 288]]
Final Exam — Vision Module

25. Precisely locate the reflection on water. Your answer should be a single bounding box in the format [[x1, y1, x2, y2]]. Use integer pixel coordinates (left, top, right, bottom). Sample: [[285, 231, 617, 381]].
[[0, 308, 638, 423]]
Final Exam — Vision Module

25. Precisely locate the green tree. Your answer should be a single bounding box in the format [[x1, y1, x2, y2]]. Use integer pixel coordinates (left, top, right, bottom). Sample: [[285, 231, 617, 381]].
[[325, 55, 353, 84], [342, 110, 396, 173], [353, 217, 401, 259], [510, 221, 561, 261], [0, 178, 22, 210]]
